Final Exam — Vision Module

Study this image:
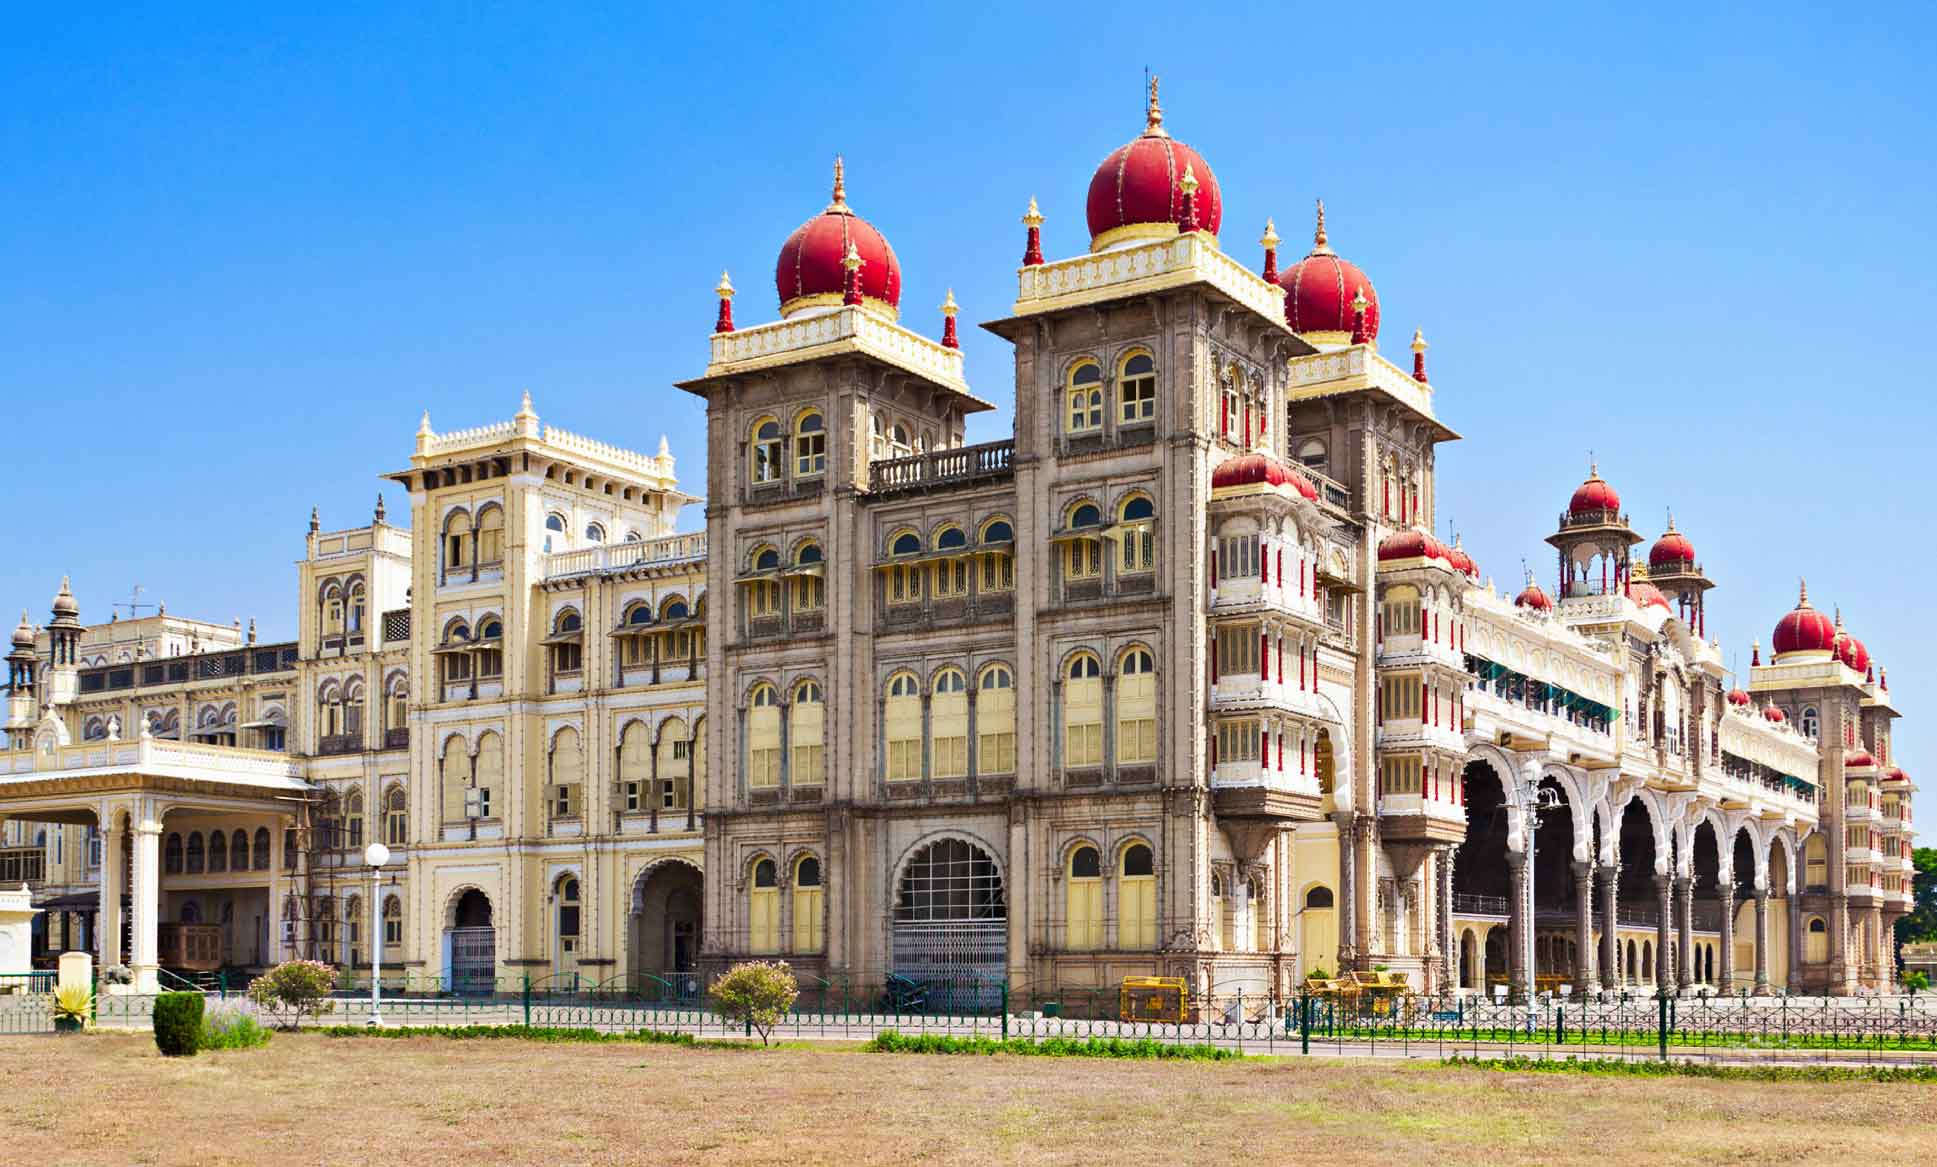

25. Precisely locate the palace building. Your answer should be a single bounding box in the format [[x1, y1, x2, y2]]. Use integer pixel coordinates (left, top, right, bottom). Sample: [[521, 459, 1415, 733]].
[[0, 83, 1914, 1000]]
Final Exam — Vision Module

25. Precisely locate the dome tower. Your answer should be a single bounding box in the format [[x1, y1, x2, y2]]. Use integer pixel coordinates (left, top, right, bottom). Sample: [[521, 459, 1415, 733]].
[[1543, 463, 1642, 609], [1645, 513, 1714, 636]]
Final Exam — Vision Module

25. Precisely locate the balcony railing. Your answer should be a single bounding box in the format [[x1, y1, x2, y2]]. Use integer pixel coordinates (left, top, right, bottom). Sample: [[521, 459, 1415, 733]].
[[77, 641, 300, 694], [542, 531, 708, 580], [0, 847, 45, 884], [868, 440, 1015, 495]]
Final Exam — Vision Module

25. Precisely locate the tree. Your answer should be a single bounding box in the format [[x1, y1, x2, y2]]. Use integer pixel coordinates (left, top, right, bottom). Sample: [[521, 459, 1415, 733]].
[[1897, 848, 1937, 947], [710, 961, 799, 1046], [246, 959, 338, 1030]]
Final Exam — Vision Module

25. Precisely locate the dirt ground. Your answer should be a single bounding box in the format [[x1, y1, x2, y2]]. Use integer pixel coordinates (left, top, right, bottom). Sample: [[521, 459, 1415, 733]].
[[4, 1032, 1935, 1165]]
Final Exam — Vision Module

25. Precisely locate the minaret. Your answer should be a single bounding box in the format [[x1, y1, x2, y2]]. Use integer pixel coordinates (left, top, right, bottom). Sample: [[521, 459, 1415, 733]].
[[44, 578, 83, 706], [6, 611, 37, 730], [1544, 461, 1642, 604]]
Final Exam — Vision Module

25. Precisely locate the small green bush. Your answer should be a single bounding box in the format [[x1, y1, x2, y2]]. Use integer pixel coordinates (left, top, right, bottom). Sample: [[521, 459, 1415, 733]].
[[1903, 970, 1930, 993], [247, 959, 337, 1029], [198, 1001, 273, 1050], [710, 961, 799, 1046], [153, 992, 205, 1057], [866, 1029, 1240, 1061]]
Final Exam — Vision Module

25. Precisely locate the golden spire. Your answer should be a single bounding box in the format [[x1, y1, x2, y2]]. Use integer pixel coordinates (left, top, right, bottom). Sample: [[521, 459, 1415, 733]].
[[1311, 198, 1333, 255], [1798, 577, 1810, 607], [1022, 195, 1044, 227], [1260, 217, 1280, 250], [1179, 162, 1199, 198], [715, 270, 736, 300], [828, 155, 847, 211], [940, 288, 959, 317], [1411, 327, 1428, 354], [1144, 75, 1168, 137], [841, 239, 863, 273], [1350, 287, 1369, 314]]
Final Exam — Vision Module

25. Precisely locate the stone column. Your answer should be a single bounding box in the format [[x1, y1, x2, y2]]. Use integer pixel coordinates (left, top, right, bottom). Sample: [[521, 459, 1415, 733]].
[[1753, 889, 1771, 995], [1333, 811, 1358, 971], [130, 817, 162, 992], [1573, 860, 1598, 993], [1507, 850, 1530, 1002], [1718, 891, 1736, 993], [1599, 863, 1620, 993], [1439, 847, 1456, 995], [1654, 874, 1673, 992], [1786, 894, 1802, 993], [1675, 876, 1694, 994], [96, 815, 124, 970]]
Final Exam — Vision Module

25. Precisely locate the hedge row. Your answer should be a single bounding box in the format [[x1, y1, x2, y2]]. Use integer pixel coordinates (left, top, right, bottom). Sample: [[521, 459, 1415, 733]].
[[318, 1024, 697, 1045], [866, 1030, 1241, 1060], [1444, 1054, 1937, 1083]]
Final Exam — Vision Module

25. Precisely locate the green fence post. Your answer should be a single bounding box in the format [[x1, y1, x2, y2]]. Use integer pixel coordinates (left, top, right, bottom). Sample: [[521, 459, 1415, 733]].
[[1300, 992, 1310, 1056], [1657, 992, 1668, 1061], [522, 973, 531, 1027], [1001, 982, 1010, 1041], [1556, 1004, 1565, 1046]]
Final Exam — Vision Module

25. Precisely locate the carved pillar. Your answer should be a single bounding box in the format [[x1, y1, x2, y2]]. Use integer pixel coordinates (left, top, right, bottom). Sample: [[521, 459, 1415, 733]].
[[96, 815, 124, 970], [1753, 888, 1771, 995], [1599, 863, 1620, 993], [1439, 847, 1456, 995], [130, 817, 162, 992], [1786, 893, 1803, 993], [1675, 876, 1694, 993], [1507, 850, 1530, 1002], [1654, 874, 1673, 993], [1718, 888, 1736, 993], [1333, 811, 1357, 970], [1573, 860, 1598, 993]]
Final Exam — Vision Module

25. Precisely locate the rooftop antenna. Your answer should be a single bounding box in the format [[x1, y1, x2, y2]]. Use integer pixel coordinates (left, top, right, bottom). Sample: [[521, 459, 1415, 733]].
[[113, 585, 157, 621]]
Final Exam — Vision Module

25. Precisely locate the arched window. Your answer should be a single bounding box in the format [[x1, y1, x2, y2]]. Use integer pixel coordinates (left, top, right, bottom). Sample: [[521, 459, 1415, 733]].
[[164, 832, 184, 874], [1381, 583, 1422, 639], [932, 526, 969, 598], [885, 530, 923, 605], [440, 736, 471, 823], [1118, 352, 1155, 424], [475, 505, 505, 565], [185, 832, 205, 875], [747, 546, 782, 619], [978, 664, 1016, 774], [583, 522, 605, 544], [749, 856, 780, 954], [1118, 495, 1155, 573], [795, 411, 826, 477], [791, 680, 824, 786], [1117, 648, 1157, 764], [751, 417, 783, 484], [1295, 438, 1328, 476], [385, 675, 409, 732], [473, 732, 503, 820], [319, 681, 343, 738], [252, 827, 270, 871], [656, 717, 693, 814], [1118, 842, 1157, 950], [884, 672, 922, 782], [544, 511, 567, 554], [1805, 835, 1828, 890], [618, 721, 650, 812], [383, 895, 403, 956], [1067, 844, 1103, 949], [1801, 706, 1820, 741], [747, 684, 780, 788], [1066, 360, 1103, 433], [231, 828, 249, 872], [208, 829, 228, 873], [1246, 875, 1265, 952], [444, 511, 474, 575], [343, 680, 366, 738], [978, 518, 1015, 594], [1064, 653, 1104, 768], [440, 621, 473, 688], [1805, 915, 1829, 963], [1211, 871, 1229, 950], [791, 541, 825, 613], [1062, 502, 1103, 581], [891, 422, 911, 457], [346, 582, 367, 633], [932, 668, 968, 778], [792, 855, 824, 953], [549, 727, 584, 820], [345, 790, 365, 848], [550, 609, 583, 676], [384, 784, 407, 845]]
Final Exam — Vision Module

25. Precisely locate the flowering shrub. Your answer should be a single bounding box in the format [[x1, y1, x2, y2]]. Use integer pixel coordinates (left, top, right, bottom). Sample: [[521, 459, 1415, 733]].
[[246, 960, 337, 1030], [199, 999, 273, 1049], [709, 961, 799, 1046]]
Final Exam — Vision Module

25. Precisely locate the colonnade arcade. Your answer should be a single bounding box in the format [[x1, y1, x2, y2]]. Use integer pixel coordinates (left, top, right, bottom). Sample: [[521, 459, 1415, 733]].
[[1444, 747, 1802, 999]]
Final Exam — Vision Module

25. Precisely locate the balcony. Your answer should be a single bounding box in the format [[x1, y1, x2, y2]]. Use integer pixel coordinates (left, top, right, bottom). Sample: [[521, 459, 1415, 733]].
[[316, 733, 364, 757], [868, 439, 1015, 495], [543, 531, 708, 581], [1209, 762, 1324, 821], [1375, 720, 1467, 756], [1210, 672, 1326, 720], [0, 847, 45, 884], [1375, 631, 1466, 673], [1209, 574, 1326, 630], [1378, 792, 1467, 844]]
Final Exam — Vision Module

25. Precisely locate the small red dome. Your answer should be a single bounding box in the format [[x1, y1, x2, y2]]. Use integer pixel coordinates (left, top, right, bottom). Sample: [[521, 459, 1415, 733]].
[[1845, 750, 1877, 769], [1771, 583, 1836, 658], [1834, 628, 1871, 673], [1210, 452, 1317, 500], [1278, 201, 1379, 341], [1378, 529, 1450, 565], [1444, 536, 1478, 580], [1726, 688, 1751, 707], [775, 160, 901, 317], [1569, 467, 1621, 517], [1627, 581, 1671, 611], [1762, 704, 1787, 724], [1648, 521, 1695, 568], [1886, 766, 1909, 783], [1085, 87, 1222, 250], [1515, 581, 1554, 612]]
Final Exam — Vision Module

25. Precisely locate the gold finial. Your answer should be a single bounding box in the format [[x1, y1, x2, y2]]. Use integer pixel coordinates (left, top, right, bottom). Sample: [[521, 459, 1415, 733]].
[[1350, 287, 1369, 314], [1665, 507, 1675, 532], [1144, 74, 1167, 137], [1022, 195, 1044, 227], [941, 288, 959, 317], [417, 410, 432, 436], [1411, 327, 1428, 353], [1311, 198, 1333, 255], [831, 155, 846, 207], [1179, 162, 1199, 197], [1798, 577, 1810, 606], [1260, 217, 1280, 249], [841, 239, 863, 273], [516, 390, 536, 419], [715, 270, 735, 300]]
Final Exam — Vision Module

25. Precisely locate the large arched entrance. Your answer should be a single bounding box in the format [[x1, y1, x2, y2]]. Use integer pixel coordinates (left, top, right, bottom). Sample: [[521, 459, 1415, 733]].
[[631, 861, 703, 998], [1690, 820, 1722, 988], [1617, 801, 1659, 987], [445, 888, 495, 996], [1529, 775, 1581, 986], [891, 837, 1006, 1006], [1452, 759, 1511, 993]]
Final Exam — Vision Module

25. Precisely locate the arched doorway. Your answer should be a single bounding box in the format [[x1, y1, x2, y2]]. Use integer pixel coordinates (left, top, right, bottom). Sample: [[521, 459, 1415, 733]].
[[1690, 820, 1722, 988], [1617, 801, 1659, 987], [445, 888, 495, 996], [891, 837, 1006, 1006], [632, 861, 703, 999], [1300, 885, 1337, 978]]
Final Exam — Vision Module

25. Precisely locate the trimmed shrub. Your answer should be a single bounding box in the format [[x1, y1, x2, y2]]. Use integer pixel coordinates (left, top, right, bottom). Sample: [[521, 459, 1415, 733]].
[[153, 992, 205, 1057], [710, 961, 799, 1046]]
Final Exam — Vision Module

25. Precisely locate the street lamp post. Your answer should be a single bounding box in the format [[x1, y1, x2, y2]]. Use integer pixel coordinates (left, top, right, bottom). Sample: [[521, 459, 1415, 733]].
[[363, 842, 390, 1026]]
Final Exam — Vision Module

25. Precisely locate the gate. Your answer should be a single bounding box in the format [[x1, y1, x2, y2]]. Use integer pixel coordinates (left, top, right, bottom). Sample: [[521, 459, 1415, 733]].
[[448, 926, 496, 995], [890, 838, 1006, 1010]]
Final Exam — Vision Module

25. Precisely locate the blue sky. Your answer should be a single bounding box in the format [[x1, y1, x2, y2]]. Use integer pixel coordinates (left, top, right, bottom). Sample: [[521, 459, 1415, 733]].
[[2, 4, 1931, 763]]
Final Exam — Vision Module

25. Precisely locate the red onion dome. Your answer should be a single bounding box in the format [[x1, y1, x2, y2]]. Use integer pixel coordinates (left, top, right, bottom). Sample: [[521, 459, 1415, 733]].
[[1569, 464, 1621, 517], [1210, 452, 1317, 500], [1762, 704, 1787, 724], [1626, 581, 1671, 611], [775, 158, 902, 319], [1515, 580, 1554, 612], [1648, 517, 1695, 568], [1771, 580, 1836, 659], [1844, 749, 1877, 769], [1377, 529, 1450, 565], [1444, 535, 1478, 580], [1726, 688, 1751, 707], [1832, 623, 1871, 673], [1886, 766, 1909, 783], [1085, 80, 1222, 252], [1278, 200, 1380, 342]]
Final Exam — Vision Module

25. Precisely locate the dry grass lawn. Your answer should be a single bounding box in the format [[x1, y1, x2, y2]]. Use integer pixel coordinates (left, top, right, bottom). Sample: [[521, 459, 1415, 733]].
[[4, 1032, 1935, 1165]]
